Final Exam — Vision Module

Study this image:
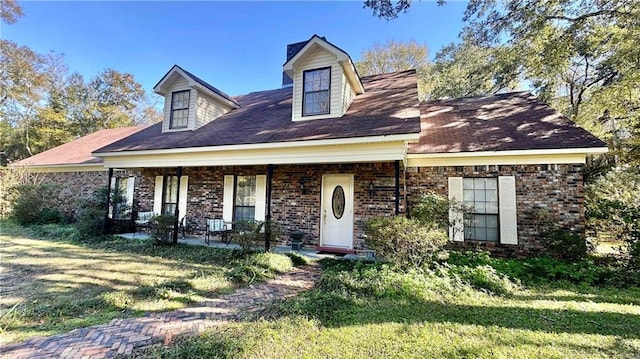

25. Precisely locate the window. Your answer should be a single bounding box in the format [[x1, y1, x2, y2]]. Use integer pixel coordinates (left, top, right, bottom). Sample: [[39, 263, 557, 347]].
[[234, 176, 256, 222], [463, 178, 499, 242], [113, 177, 129, 219], [302, 67, 330, 116], [170, 90, 190, 129], [162, 175, 179, 215]]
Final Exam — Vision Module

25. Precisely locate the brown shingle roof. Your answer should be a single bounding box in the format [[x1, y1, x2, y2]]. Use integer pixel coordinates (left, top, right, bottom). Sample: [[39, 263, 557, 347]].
[[12, 126, 147, 167], [409, 92, 607, 154], [95, 70, 421, 153]]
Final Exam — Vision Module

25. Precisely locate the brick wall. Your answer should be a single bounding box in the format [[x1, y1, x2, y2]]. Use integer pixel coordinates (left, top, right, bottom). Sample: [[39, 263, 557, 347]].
[[405, 164, 584, 257], [139, 163, 401, 248], [33, 170, 135, 219], [137, 162, 584, 255]]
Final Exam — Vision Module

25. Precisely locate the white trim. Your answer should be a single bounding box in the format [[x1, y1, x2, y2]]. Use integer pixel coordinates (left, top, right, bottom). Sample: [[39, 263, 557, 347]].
[[409, 147, 608, 158], [222, 175, 234, 223], [97, 139, 415, 168], [95, 134, 419, 158], [153, 176, 163, 215], [178, 175, 188, 222], [498, 176, 518, 245], [154, 66, 239, 109], [10, 164, 108, 173], [255, 175, 267, 221], [407, 147, 608, 167]]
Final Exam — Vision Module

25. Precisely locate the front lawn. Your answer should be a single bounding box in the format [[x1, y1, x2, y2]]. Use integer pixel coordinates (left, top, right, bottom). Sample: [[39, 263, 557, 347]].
[[0, 222, 292, 345], [144, 259, 640, 358]]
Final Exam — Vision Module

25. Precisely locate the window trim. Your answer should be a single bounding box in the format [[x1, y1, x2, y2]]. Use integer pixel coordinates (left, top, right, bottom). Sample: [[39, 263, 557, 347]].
[[302, 67, 331, 117], [169, 90, 190, 129], [463, 177, 500, 242]]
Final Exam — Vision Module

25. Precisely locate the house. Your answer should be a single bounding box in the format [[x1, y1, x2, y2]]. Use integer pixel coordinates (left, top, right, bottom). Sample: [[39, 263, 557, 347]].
[[15, 35, 607, 256], [8, 126, 145, 218]]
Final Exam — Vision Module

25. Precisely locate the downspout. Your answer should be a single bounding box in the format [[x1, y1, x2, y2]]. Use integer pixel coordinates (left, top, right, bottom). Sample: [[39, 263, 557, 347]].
[[173, 166, 182, 244], [265, 164, 274, 251], [103, 168, 114, 234]]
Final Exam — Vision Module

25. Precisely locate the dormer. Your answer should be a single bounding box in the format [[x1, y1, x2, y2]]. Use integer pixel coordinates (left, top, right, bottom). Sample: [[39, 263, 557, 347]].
[[153, 65, 240, 133], [283, 35, 365, 122]]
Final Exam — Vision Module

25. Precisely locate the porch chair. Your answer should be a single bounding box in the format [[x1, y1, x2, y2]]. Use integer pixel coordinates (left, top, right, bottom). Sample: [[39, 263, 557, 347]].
[[134, 211, 154, 235], [205, 218, 231, 245]]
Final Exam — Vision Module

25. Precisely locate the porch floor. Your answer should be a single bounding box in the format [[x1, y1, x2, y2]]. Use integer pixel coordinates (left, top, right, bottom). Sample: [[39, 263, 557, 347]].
[[117, 232, 369, 261]]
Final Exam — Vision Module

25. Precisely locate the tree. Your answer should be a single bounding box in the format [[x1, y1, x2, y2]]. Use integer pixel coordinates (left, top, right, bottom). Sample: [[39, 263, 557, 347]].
[[363, 0, 444, 20], [460, 0, 640, 166], [429, 41, 519, 99], [1, 40, 161, 162], [355, 40, 432, 98], [1, 0, 24, 24]]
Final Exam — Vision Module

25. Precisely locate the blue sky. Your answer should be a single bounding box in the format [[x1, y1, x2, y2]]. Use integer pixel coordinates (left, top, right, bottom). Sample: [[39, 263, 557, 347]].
[[3, 1, 468, 97]]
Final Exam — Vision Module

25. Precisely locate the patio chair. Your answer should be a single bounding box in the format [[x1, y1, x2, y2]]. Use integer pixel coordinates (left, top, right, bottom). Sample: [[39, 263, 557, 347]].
[[134, 211, 154, 235], [205, 218, 230, 245], [179, 216, 187, 241]]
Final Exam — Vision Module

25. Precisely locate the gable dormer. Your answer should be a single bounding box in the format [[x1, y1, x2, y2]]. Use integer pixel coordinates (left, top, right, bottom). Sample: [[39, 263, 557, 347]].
[[283, 35, 365, 122], [154, 65, 240, 133]]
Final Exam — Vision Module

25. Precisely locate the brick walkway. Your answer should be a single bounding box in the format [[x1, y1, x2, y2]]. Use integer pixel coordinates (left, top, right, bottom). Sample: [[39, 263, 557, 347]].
[[0, 264, 321, 359]]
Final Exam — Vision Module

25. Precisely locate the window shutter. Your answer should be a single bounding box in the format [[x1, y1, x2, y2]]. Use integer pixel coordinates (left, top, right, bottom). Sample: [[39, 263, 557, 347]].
[[178, 176, 188, 222], [126, 177, 135, 209], [255, 175, 267, 221], [448, 177, 464, 242], [153, 176, 163, 215], [498, 176, 518, 245], [223, 175, 234, 223]]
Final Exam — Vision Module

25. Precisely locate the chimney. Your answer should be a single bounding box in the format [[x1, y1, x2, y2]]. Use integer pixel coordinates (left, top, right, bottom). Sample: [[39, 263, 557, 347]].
[[282, 40, 308, 88]]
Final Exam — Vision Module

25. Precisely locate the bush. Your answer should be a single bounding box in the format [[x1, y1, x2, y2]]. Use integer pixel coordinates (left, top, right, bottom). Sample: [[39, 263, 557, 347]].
[[542, 228, 588, 262], [9, 184, 62, 225], [586, 167, 640, 267], [150, 214, 178, 245], [231, 220, 282, 252], [364, 216, 447, 268], [74, 185, 129, 240], [450, 264, 519, 296], [410, 191, 450, 229]]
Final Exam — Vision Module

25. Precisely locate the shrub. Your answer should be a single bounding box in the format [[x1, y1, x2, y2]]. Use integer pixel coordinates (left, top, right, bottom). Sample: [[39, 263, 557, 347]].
[[74, 185, 128, 240], [410, 191, 450, 229], [586, 167, 640, 267], [9, 184, 61, 225], [450, 264, 519, 296], [542, 228, 588, 262], [364, 216, 447, 268], [150, 214, 178, 245], [231, 220, 282, 252]]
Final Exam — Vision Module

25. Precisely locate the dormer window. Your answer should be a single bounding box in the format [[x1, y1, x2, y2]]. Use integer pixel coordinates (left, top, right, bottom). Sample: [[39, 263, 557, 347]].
[[170, 90, 190, 129], [303, 67, 331, 116]]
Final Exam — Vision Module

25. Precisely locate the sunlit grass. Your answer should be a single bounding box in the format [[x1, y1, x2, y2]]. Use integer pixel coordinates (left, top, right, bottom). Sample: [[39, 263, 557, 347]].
[[142, 260, 640, 359], [0, 222, 291, 344]]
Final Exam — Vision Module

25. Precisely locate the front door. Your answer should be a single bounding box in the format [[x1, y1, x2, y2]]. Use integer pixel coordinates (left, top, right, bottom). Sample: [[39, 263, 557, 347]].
[[320, 174, 354, 249]]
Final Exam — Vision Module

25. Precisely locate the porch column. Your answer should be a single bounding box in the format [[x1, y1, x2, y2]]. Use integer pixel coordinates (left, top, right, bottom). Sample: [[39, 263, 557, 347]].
[[173, 166, 183, 244], [265, 164, 274, 251], [103, 168, 114, 234], [395, 160, 400, 215]]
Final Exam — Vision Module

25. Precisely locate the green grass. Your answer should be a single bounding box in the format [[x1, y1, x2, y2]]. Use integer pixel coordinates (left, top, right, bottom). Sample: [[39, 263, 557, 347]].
[[0, 221, 293, 344], [142, 260, 640, 359]]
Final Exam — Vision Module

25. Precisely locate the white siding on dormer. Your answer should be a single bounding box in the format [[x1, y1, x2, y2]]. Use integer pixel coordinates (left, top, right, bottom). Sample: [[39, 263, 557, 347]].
[[196, 91, 234, 129], [162, 88, 196, 133], [341, 73, 356, 114], [291, 46, 345, 122]]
